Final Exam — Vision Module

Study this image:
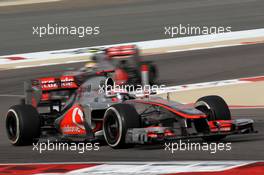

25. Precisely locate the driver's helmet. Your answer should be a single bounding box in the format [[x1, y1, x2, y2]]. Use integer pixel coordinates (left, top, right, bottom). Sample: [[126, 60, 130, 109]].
[[116, 92, 130, 101], [85, 61, 97, 68], [80, 61, 97, 72]]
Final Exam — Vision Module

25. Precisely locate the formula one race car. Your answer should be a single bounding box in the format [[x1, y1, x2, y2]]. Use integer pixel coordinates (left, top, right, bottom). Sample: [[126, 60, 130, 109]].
[[5, 73, 256, 148], [105, 45, 158, 85], [64, 45, 158, 86]]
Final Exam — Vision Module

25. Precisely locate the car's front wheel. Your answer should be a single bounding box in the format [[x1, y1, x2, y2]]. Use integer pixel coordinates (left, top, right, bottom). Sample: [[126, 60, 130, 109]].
[[195, 95, 231, 141], [103, 104, 141, 148]]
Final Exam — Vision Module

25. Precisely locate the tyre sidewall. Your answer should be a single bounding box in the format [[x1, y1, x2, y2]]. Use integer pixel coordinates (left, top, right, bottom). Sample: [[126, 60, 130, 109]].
[[6, 105, 40, 145], [195, 95, 231, 121], [103, 107, 124, 147], [103, 104, 140, 148]]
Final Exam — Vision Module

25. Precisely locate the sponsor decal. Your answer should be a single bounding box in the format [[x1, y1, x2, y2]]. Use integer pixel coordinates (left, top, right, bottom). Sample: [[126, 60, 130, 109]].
[[60, 76, 78, 88], [60, 105, 86, 135], [72, 107, 85, 130], [61, 125, 81, 133], [40, 77, 58, 90]]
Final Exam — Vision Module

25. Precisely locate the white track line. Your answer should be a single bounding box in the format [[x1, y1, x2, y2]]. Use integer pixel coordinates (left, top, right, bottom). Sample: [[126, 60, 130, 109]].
[[1, 28, 264, 69], [167, 44, 242, 53], [66, 161, 255, 175], [0, 0, 61, 7], [157, 79, 247, 94]]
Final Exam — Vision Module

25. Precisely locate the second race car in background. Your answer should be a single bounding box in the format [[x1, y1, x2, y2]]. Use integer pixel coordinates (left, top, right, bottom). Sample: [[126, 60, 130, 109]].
[[64, 45, 158, 86]]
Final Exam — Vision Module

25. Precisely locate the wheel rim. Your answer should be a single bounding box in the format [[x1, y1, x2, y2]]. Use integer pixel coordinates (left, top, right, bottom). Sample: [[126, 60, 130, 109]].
[[104, 111, 120, 144], [6, 111, 18, 141], [195, 102, 215, 121]]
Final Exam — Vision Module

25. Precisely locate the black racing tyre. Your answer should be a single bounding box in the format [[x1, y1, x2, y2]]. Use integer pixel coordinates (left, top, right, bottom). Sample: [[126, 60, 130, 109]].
[[195, 95, 231, 121], [6, 105, 40, 146], [103, 103, 141, 149], [195, 95, 231, 141]]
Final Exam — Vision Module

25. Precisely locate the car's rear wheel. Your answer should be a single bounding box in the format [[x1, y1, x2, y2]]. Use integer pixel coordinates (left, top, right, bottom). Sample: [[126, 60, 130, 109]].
[[6, 105, 40, 145], [103, 104, 141, 148], [195, 95, 231, 141]]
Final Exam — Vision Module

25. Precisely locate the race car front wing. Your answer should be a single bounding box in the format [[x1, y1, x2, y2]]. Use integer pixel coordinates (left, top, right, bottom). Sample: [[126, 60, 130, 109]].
[[125, 119, 257, 144]]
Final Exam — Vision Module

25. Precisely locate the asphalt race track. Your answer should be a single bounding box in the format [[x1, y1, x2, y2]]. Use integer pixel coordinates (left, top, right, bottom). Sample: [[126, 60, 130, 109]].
[[0, 0, 264, 163], [0, 44, 264, 163], [0, 0, 264, 55]]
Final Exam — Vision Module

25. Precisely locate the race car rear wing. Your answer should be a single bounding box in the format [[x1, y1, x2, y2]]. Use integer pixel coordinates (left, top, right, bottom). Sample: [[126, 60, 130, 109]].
[[105, 45, 139, 59], [24, 76, 79, 108], [37, 76, 79, 91]]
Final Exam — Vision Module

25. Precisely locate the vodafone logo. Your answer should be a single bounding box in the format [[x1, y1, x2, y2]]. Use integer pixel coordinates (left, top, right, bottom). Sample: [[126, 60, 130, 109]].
[[72, 107, 85, 130]]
